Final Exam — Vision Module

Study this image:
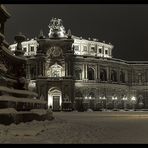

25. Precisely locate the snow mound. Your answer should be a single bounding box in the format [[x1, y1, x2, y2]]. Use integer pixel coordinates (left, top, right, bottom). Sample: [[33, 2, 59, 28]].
[[87, 109, 93, 112]]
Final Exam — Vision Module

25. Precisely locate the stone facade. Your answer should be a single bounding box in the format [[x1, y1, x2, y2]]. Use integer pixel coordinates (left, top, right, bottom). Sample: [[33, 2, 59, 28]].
[[9, 18, 148, 111]]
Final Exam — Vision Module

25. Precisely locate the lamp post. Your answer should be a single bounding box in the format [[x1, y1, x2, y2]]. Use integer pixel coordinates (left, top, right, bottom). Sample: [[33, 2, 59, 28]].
[[112, 96, 117, 110], [100, 96, 106, 111], [122, 96, 127, 110], [85, 96, 89, 110], [85, 96, 93, 110], [85, 96, 88, 100], [131, 96, 136, 111]]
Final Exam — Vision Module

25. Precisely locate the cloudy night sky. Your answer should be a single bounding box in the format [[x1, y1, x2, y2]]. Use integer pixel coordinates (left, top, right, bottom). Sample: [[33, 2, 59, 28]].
[[4, 4, 148, 61]]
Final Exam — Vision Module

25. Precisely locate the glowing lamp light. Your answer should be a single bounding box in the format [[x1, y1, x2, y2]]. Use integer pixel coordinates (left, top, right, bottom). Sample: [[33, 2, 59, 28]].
[[89, 96, 92, 100], [85, 96, 88, 100], [112, 96, 117, 100], [100, 96, 106, 100], [131, 96, 136, 101], [122, 96, 127, 101], [102, 96, 106, 100]]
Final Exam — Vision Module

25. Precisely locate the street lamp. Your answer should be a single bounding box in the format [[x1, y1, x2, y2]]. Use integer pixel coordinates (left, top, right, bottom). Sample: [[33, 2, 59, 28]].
[[85, 96, 88, 100], [122, 96, 127, 110], [84, 96, 89, 110], [112, 96, 118, 110], [131, 96, 136, 110], [100, 96, 106, 110], [85, 96, 93, 110]]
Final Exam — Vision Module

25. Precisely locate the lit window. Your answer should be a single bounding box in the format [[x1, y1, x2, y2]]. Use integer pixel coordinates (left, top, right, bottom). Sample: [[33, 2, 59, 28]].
[[105, 50, 108, 54], [83, 46, 87, 51], [31, 46, 34, 52], [23, 47, 27, 52], [91, 46, 95, 52], [74, 45, 79, 51]]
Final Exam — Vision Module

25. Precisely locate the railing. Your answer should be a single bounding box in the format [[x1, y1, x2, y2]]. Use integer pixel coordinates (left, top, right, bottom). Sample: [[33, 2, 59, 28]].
[[75, 55, 148, 65], [75, 80, 127, 85], [37, 76, 73, 80]]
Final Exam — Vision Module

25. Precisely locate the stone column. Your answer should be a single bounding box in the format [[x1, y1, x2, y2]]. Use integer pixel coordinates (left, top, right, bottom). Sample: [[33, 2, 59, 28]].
[[108, 66, 111, 82], [95, 64, 98, 80], [26, 63, 31, 79], [102, 46, 104, 57], [65, 62, 68, 77], [106, 66, 109, 82], [82, 64, 85, 80], [118, 68, 120, 83], [85, 64, 88, 80], [109, 48, 111, 57], [38, 60, 42, 76], [125, 70, 128, 83], [42, 60, 45, 76], [97, 64, 100, 82]]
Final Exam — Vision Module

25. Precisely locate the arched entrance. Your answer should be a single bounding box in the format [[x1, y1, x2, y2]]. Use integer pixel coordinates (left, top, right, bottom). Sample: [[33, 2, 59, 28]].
[[48, 87, 62, 111]]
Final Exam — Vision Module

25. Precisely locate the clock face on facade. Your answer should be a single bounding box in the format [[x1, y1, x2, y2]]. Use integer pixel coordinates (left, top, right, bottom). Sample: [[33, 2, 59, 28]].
[[47, 46, 62, 58]]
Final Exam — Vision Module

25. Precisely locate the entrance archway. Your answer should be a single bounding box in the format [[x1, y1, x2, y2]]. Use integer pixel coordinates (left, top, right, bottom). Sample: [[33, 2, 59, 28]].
[[48, 87, 62, 111]]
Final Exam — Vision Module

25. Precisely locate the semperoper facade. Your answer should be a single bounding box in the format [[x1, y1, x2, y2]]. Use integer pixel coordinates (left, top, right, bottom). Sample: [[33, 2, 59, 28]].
[[9, 18, 148, 111]]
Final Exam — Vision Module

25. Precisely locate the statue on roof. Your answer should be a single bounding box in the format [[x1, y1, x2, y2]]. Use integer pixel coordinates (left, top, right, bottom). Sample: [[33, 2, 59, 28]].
[[48, 18, 67, 38]]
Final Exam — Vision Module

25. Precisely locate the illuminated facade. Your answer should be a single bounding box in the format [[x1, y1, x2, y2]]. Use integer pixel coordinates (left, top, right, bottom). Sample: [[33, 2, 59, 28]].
[[9, 18, 148, 111]]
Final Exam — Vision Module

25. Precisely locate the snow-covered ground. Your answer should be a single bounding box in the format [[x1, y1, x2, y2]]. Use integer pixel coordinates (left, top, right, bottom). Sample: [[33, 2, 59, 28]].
[[1, 111, 148, 143]]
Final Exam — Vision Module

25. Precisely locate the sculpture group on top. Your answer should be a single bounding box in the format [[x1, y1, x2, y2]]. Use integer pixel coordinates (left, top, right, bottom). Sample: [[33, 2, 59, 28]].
[[48, 17, 67, 38]]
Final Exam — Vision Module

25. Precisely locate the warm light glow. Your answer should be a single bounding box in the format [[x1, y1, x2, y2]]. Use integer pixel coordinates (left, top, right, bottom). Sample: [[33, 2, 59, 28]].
[[112, 96, 117, 100], [131, 96, 136, 101], [48, 89, 62, 109], [89, 96, 92, 100], [85, 96, 88, 100], [122, 96, 127, 101], [102, 96, 106, 100]]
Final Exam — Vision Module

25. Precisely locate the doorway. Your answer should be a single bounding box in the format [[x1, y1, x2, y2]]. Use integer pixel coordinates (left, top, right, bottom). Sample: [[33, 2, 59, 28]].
[[48, 87, 62, 111]]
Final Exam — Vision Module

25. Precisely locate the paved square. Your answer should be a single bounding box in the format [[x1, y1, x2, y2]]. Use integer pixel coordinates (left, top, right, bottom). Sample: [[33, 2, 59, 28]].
[[1, 111, 148, 143]]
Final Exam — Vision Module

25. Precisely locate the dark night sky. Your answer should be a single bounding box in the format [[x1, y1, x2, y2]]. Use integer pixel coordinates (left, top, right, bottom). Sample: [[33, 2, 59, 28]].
[[4, 4, 148, 61]]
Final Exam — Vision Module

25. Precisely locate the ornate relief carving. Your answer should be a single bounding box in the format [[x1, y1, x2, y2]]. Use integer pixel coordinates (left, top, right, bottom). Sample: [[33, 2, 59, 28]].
[[46, 46, 62, 58], [46, 62, 63, 77]]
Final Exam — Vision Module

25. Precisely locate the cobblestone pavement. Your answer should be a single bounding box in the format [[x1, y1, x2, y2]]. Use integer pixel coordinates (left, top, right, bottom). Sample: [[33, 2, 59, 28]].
[[1, 111, 148, 144]]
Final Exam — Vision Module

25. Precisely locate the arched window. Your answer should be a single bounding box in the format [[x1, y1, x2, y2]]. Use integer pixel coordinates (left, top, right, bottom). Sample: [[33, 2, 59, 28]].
[[88, 67, 95, 80], [120, 71, 125, 83], [75, 68, 82, 80], [138, 95, 144, 108], [138, 73, 142, 84], [89, 92, 95, 99], [75, 91, 83, 99], [47, 62, 62, 77], [100, 69, 107, 81], [111, 70, 117, 82]]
